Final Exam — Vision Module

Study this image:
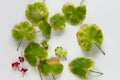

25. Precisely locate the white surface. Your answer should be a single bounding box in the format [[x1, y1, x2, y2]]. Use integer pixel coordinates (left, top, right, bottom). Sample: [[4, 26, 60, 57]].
[[0, 0, 120, 80]]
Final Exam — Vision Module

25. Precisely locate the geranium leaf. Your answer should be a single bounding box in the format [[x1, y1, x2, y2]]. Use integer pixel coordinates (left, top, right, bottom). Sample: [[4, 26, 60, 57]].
[[24, 42, 48, 67], [76, 24, 105, 55], [50, 13, 65, 30], [69, 57, 94, 80], [38, 20, 51, 38], [12, 21, 35, 41], [38, 60, 50, 76], [55, 46, 67, 60], [62, 2, 86, 25], [25, 2, 49, 26], [50, 63, 63, 75]]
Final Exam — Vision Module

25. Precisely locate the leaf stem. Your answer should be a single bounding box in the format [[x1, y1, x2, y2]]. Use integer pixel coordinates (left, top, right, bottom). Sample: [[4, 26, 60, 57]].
[[38, 66, 42, 80], [17, 38, 23, 51], [95, 43, 106, 55], [35, 31, 41, 33], [43, 0, 45, 2], [65, 57, 67, 60], [80, 0, 84, 5], [89, 70, 103, 75], [52, 73, 55, 80]]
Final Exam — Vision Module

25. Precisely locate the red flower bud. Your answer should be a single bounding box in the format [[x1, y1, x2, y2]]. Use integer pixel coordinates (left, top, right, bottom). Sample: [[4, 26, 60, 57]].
[[21, 68, 28, 73], [12, 62, 20, 68], [19, 57, 24, 62]]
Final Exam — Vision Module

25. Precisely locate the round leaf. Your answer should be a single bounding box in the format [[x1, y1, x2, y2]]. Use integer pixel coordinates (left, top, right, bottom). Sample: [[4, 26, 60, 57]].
[[50, 13, 65, 30], [69, 57, 94, 80], [55, 46, 67, 58], [12, 21, 35, 41], [76, 24, 103, 51], [25, 2, 49, 26], [24, 42, 48, 67], [62, 2, 86, 25]]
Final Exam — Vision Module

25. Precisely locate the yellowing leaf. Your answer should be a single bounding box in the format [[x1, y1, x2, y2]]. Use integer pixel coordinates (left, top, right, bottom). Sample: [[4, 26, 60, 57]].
[[50, 13, 65, 30], [69, 57, 94, 80], [12, 21, 35, 41], [25, 2, 49, 26], [76, 24, 105, 55], [62, 2, 86, 25]]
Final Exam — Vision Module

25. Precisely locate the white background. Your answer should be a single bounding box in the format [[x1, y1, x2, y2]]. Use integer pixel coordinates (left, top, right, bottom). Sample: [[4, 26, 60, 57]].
[[0, 0, 120, 80]]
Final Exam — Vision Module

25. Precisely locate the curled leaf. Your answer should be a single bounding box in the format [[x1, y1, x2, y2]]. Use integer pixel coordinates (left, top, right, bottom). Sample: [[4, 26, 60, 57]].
[[38, 20, 51, 38], [62, 2, 86, 25], [24, 42, 48, 67], [12, 21, 35, 41], [55, 46, 67, 59], [41, 40, 49, 49], [76, 24, 105, 55], [50, 13, 65, 30], [69, 57, 94, 80], [25, 2, 49, 26]]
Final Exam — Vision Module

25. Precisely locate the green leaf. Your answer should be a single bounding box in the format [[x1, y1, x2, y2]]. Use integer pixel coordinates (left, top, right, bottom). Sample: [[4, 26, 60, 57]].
[[50, 13, 65, 30], [76, 24, 103, 51], [39, 57, 63, 76], [25, 2, 49, 26], [55, 46, 67, 58], [62, 2, 86, 25], [24, 42, 48, 67], [47, 57, 63, 75], [12, 21, 35, 41], [38, 20, 51, 38], [69, 57, 94, 80], [50, 63, 63, 75], [38, 60, 50, 76]]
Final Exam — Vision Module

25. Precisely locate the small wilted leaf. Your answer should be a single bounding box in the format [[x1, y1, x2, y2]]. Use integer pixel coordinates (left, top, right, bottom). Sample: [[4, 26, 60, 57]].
[[76, 24, 105, 55], [69, 57, 94, 80], [62, 2, 86, 25], [50, 13, 65, 30], [41, 40, 49, 49], [25, 2, 49, 26], [55, 46, 67, 59], [38, 20, 51, 38], [12, 21, 35, 41], [24, 42, 48, 67]]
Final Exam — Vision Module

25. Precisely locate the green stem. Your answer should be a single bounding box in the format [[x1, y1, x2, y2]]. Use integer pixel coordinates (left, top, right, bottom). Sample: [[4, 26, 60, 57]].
[[80, 0, 84, 4], [17, 38, 23, 51], [52, 74, 55, 80], [43, 0, 45, 2], [35, 31, 41, 33], [65, 57, 67, 60], [89, 70, 103, 75], [38, 67, 42, 80], [95, 43, 106, 55]]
